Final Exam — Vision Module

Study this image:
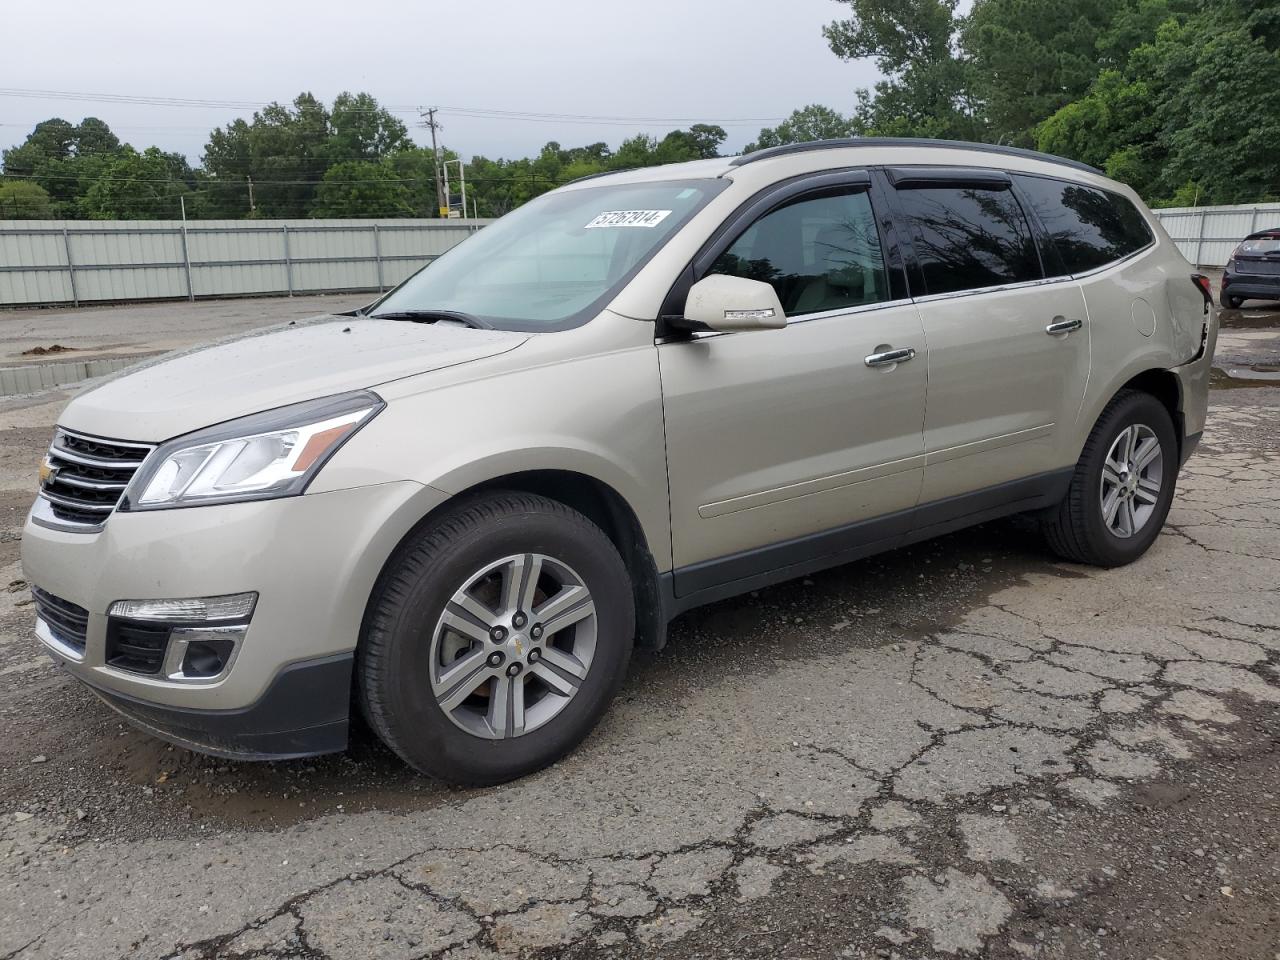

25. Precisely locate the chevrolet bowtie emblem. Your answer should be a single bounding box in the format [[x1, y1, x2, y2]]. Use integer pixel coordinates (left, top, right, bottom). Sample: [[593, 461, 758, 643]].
[[38, 460, 56, 486]]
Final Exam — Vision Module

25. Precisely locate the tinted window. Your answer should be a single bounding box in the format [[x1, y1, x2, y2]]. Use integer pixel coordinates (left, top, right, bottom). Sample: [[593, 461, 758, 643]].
[[1015, 175, 1154, 275], [894, 186, 1041, 295], [710, 189, 889, 316]]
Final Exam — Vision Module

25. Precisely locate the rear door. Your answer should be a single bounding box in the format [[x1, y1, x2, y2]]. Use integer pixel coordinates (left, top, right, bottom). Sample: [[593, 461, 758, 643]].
[[658, 172, 928, 596], [883, 168, 1091, 510]]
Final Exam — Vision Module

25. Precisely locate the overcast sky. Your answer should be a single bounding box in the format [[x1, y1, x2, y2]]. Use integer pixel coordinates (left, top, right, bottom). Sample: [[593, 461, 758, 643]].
[[1, 0, 885, 164]]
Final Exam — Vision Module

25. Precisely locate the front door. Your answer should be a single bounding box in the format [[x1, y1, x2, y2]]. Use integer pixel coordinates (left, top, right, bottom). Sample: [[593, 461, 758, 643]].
[[658, 181, 928, 596]]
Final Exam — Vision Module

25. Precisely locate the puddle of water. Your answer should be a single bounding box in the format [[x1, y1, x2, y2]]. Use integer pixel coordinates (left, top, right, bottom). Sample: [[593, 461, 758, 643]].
[[1210, 364, 1280, 389], [1218, 306, 1280, 330]]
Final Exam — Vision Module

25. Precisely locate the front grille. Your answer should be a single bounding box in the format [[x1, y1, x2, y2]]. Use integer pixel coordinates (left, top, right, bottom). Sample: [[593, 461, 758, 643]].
[[39, 429, 154, 529], [105, 619, 172, 674], [32, 586, 89, 655]]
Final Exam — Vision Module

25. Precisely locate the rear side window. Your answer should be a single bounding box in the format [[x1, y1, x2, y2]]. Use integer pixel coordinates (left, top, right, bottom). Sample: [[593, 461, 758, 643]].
[[710, 189, 890, 317], [893, 186, 1041, 295], [1014, 175, 1154, 275]]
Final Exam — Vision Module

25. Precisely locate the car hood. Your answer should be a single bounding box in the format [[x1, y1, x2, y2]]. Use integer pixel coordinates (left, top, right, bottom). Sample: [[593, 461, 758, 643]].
[[58, 316, 529, 442]]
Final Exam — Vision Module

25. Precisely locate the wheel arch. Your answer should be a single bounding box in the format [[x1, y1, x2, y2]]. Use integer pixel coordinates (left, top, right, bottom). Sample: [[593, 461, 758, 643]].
[[364, 469, 669, 654], [1115, 368, 1185, 458], [1078, 365, 1186, 464]]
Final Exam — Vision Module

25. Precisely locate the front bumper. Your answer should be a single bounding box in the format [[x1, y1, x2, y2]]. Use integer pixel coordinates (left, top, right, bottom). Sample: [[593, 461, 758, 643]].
[[21, 479, 445, 758], [78, 653, 355, 759]]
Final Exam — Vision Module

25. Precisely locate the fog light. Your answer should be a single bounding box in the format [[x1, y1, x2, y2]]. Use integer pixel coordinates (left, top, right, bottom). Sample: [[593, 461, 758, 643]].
[[106, 592, 256, 683], [109, 592, 257, 623], [178, 634, 240, 679], [162, 625, 248, 682]]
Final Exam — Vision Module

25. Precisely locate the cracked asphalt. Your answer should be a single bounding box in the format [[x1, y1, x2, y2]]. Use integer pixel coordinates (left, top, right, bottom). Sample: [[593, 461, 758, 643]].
[[1, 300, 1278, 959]]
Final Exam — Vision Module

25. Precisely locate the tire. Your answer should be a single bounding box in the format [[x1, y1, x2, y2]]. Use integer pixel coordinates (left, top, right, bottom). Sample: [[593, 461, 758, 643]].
[[1041, 389, 1179, 567], [1225, 295, 1244, 309], [358, 491, 635, 785]]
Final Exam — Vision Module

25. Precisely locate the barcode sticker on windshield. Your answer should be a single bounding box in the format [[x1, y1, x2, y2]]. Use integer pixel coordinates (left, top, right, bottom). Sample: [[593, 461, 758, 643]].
[[585, 210, 673, 229]]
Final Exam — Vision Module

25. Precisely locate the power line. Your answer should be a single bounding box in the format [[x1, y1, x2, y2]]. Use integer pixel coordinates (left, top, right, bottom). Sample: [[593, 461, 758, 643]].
[[2, 170, 570, 187], [0, 86, 784, 126]]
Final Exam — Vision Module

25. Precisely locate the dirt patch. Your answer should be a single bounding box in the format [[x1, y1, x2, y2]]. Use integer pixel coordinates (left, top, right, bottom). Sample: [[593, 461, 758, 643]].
[[19, 345, 76, 357]]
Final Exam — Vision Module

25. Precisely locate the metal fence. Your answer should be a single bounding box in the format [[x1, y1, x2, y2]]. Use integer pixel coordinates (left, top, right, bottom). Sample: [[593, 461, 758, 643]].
[[1151, 203, 1280, 268], [1, 204, 1274, 307], [0, 218, 492, 307]]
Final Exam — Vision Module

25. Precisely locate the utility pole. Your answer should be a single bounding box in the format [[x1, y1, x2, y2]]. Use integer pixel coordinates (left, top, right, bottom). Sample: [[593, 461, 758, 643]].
[[247, 175, 256, 216], [420, 107, 447, 218]]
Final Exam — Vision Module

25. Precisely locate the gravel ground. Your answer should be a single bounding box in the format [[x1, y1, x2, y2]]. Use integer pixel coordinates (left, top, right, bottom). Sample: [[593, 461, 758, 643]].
[[0, 301, 1278, 959]]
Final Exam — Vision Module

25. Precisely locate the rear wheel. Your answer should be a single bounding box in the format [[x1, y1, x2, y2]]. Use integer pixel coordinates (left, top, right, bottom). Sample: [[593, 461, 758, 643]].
[[358, 492, 634, 784], [1041, 390, 1178, 567], [1225, 294, 1244, 309]]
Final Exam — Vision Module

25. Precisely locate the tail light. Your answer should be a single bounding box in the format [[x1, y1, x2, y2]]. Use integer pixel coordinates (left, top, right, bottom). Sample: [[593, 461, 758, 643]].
[[1191, 273, 1213, 311]]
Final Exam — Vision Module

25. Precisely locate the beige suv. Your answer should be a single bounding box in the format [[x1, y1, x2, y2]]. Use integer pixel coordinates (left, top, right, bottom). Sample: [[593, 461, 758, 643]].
[[23, 139, 1217, 784]]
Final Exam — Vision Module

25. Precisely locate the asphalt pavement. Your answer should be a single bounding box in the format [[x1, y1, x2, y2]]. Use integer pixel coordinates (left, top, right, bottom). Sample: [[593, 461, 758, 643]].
[[0, 296, 1277, 959]]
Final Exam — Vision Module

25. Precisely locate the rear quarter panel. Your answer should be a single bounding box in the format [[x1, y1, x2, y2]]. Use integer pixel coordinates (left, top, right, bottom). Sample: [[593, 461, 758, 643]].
[[1071, 242, 1189, 453]]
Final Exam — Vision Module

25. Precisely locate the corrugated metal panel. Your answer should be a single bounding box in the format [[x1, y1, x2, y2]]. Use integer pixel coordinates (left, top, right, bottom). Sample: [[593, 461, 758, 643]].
[[0, 218, 492, 307], [1152, 203, 1280, 267], [11, 204, 1274, 302]]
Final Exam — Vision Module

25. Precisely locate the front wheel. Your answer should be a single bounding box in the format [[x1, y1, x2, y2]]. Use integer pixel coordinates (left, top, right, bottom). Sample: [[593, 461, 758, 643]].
[[1041, 390, 1178, 567], [358, 492, 635, 784], [1224, 294, 1244, 309]]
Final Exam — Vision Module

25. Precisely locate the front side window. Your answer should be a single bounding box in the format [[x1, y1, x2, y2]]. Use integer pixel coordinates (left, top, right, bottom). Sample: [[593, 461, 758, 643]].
[[709, 189, 890, 317], [371, 179, 725, 331], [894, 186, 1041, 296], [1014, 175, 1154, 275]]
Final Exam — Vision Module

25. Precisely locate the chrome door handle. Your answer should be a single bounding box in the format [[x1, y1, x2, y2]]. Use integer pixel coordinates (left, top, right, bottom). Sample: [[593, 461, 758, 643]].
[[864, 347, 916, 368], [1045, 318, 1083, 335]]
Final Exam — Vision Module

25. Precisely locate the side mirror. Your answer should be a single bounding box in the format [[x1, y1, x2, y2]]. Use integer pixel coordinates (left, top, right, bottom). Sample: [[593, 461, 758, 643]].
[[680, 274, 787, 333]]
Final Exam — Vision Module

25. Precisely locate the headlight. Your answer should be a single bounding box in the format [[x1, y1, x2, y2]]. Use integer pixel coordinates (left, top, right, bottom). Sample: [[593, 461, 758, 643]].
[[123, 391, 383, 510]]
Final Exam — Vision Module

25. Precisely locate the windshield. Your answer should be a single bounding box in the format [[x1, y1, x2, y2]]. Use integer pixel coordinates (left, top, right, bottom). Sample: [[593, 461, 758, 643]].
[[1239, 235, 1280, 257], [370, 179, 726, 331]]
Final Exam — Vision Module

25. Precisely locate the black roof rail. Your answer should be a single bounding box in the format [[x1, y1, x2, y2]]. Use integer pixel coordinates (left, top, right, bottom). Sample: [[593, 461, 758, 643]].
[[729, 137, 1103, 176], [563, 167, 634, 186]]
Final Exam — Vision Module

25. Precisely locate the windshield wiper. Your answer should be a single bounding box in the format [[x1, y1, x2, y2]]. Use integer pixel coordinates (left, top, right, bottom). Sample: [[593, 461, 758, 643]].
[[368, 309, 494, 329]]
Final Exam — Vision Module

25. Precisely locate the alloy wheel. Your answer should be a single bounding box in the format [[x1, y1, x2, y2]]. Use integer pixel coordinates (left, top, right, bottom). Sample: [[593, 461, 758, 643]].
[[1099, 423, 1163, 539], [429, 553, 597, 739]]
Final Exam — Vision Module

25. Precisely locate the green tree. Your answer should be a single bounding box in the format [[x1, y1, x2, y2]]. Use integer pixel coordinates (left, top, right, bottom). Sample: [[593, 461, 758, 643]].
[[1151, 3, 1280, 203], [743, 105, 859, 153], [311, 160, 413, 217], [825, 0, 978, 138], [72, 117, 121, 156], [653, 123, 727, 161], [327, 92, 412, 162], [1, 116, 127, 215], [962, 0, 1126, 146], [80, 146, 193, 219], [202, 93, 335, 217], [1037, 0, 1280, 204], [1, 118, 76, 177], [0, 180, 55, 219], [1036, 70, 1159, 175]]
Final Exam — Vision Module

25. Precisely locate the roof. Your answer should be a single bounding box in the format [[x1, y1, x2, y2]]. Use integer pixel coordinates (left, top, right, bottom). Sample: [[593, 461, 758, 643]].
[[729, 137, 1102, 175], [557, 137, 1104, 194]]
